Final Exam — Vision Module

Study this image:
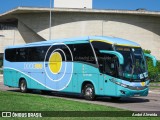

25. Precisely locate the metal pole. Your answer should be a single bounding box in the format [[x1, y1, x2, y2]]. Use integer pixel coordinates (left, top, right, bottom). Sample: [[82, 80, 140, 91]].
[[102, 20, 104, 36], [13, 28, 16, 45], [49, 0, 52, 40]]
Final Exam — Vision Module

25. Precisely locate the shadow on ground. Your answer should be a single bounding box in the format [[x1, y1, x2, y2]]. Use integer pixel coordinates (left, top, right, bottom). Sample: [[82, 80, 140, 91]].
[[7, 89, 150, 104]]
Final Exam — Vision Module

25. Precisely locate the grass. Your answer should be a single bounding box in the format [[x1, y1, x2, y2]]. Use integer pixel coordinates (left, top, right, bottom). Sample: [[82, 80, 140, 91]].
[[0, 91, 122, 111], [0, 91, 159, 120]]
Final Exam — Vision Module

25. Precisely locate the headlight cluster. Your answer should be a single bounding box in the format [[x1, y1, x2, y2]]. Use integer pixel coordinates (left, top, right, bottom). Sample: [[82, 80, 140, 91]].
[[110, 78, 128, 88], [110, 78, 148, 90]]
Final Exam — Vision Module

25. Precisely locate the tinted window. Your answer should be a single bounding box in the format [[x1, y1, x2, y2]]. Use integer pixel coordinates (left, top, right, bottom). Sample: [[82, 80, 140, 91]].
[[16, 48, 28, 62], [5, 48, 28, 62], [5, 43, 96, 64], [91, 41, 113, 51], [91, 41, 117, 76], [43, 45, 74, 62], [28, 46, 49, 62], [61, 44, 73, 61], [73, 43, 96, 64], [5, 49, 17, 62]]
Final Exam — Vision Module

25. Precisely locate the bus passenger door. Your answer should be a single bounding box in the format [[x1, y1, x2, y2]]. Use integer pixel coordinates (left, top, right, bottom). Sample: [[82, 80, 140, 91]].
[[98, 63, 105, 95], [103, 59, 117, 96], [99, 58, 117, 96]]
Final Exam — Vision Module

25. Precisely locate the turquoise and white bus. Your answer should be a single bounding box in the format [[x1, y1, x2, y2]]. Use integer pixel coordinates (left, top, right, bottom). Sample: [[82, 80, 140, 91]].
[[3, 36, 156, 100]]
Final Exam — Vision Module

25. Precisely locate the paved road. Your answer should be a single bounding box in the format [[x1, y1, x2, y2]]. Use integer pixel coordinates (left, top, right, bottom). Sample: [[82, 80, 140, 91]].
[[0, 79, 160, 111]]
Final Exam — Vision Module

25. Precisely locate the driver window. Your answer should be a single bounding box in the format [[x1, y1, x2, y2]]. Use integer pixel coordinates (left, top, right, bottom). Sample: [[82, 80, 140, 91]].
[[99, 54, 117, 77], [105, 57, 117, 76]]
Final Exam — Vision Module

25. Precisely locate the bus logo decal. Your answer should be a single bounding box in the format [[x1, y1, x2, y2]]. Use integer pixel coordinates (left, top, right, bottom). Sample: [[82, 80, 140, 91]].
[[49, 52, 62, 74], [24, 63, 43, 69], [44, 43, 73, 91]]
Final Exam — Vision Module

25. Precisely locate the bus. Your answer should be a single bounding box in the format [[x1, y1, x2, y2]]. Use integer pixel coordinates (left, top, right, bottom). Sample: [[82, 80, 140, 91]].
[[3, 36, 157, 100]]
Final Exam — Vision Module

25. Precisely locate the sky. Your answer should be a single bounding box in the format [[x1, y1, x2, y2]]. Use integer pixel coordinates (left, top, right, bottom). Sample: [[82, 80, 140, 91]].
[[0, 0, 160, 14]]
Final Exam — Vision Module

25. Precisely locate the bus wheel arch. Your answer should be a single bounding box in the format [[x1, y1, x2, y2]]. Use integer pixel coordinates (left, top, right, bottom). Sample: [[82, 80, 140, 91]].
[[19, 78, 28, 93], [81, 81, 96, 101]]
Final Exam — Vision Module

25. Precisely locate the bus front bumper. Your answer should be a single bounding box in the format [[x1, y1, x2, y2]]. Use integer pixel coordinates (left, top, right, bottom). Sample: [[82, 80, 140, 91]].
[[117, 86, 149, 97]]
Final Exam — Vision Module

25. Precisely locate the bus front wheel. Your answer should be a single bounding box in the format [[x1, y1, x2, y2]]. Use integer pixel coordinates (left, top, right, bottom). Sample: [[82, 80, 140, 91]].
[[19, 79, 28, 93], [83, 84, 95, 101]]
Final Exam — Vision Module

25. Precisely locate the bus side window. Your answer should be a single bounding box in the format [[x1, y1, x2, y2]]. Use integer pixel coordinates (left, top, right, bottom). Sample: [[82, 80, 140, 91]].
[[27, 46, 50, 62], [40, 46, 50, 61], [73, 43, 96, 64], [99, 54, 117, 77], [16, 48, 28, 62], [105, 56, 117, 77], [28, 47, 43, 61], [5, 48, 17, 62], [60, 44, 74, 61]]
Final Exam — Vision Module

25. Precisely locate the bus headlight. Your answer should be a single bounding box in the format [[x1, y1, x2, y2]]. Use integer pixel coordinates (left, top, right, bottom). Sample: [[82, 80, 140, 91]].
[[120, 83, 128, 88], [110, 79, 128, 88]]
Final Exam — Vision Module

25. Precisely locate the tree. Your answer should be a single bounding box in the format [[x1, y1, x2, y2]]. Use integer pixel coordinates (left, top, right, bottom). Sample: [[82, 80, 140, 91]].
[[143, 49, 160, 81]]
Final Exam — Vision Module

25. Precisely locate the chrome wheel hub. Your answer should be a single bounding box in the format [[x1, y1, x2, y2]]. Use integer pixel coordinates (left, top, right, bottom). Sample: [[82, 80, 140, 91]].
[[85, 87, 92, 96], [21, 83, 25, 91]]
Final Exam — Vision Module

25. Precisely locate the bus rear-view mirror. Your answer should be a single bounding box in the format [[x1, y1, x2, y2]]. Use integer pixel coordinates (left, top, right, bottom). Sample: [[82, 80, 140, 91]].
[[99, 50, 124, 65], [144, 53, 157, 67]]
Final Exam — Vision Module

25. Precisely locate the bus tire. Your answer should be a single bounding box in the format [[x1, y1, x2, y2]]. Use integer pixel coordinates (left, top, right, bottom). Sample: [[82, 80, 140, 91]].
[[19, 79, 28, 93], [83, 84, 95, 101]]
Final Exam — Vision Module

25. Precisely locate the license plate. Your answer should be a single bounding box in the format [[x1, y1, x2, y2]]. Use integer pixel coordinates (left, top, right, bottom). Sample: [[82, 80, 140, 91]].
[[134, 94, 140, 97]]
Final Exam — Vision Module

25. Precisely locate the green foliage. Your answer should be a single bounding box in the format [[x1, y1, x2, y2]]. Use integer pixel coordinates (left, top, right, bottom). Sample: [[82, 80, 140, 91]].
[[143, 49, 160, 81], [0, 91, 123, 111], [143, 49, 151, 54]]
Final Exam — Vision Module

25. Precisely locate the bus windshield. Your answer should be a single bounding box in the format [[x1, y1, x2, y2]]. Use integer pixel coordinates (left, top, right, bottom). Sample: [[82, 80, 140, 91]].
[[115, 46, 148, 82]]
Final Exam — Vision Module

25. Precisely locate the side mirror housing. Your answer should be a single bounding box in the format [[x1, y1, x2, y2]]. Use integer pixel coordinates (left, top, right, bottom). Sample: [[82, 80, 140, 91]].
[[99, 50, 124, 65], [144, 53, 157, 67]]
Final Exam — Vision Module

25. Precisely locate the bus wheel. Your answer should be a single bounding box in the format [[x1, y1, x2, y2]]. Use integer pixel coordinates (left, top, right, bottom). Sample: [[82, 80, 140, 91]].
[[19, 79, 28, 93], [83, 84, 95, 101]]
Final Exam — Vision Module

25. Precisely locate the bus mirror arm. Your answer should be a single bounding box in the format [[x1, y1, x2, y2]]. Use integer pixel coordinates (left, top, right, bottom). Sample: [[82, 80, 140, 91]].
[[99, 50, 124, 65], [144, 53, 157, 67]]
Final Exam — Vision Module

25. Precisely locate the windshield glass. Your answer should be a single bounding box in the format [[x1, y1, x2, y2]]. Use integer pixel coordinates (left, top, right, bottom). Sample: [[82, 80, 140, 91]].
[[91, 41, 148, 82], [115, 46, 148, 82]]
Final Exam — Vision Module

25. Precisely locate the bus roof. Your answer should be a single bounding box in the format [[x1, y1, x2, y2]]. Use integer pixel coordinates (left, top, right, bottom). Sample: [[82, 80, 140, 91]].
[[6, 36, 140, 48]]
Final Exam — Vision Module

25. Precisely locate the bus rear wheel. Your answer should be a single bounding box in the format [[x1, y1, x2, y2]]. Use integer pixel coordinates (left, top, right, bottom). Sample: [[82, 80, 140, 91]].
[[19, 79, 28, 93], [83, 84, 95, 101]]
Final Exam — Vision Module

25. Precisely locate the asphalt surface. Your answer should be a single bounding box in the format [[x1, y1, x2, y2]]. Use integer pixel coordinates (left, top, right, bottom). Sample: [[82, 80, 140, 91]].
[[0, 78, 160, 111]]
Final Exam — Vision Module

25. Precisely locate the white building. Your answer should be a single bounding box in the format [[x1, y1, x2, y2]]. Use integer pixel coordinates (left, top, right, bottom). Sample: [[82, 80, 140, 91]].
[[54, 0, 92, 9], [0, 7, 160, 60]]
